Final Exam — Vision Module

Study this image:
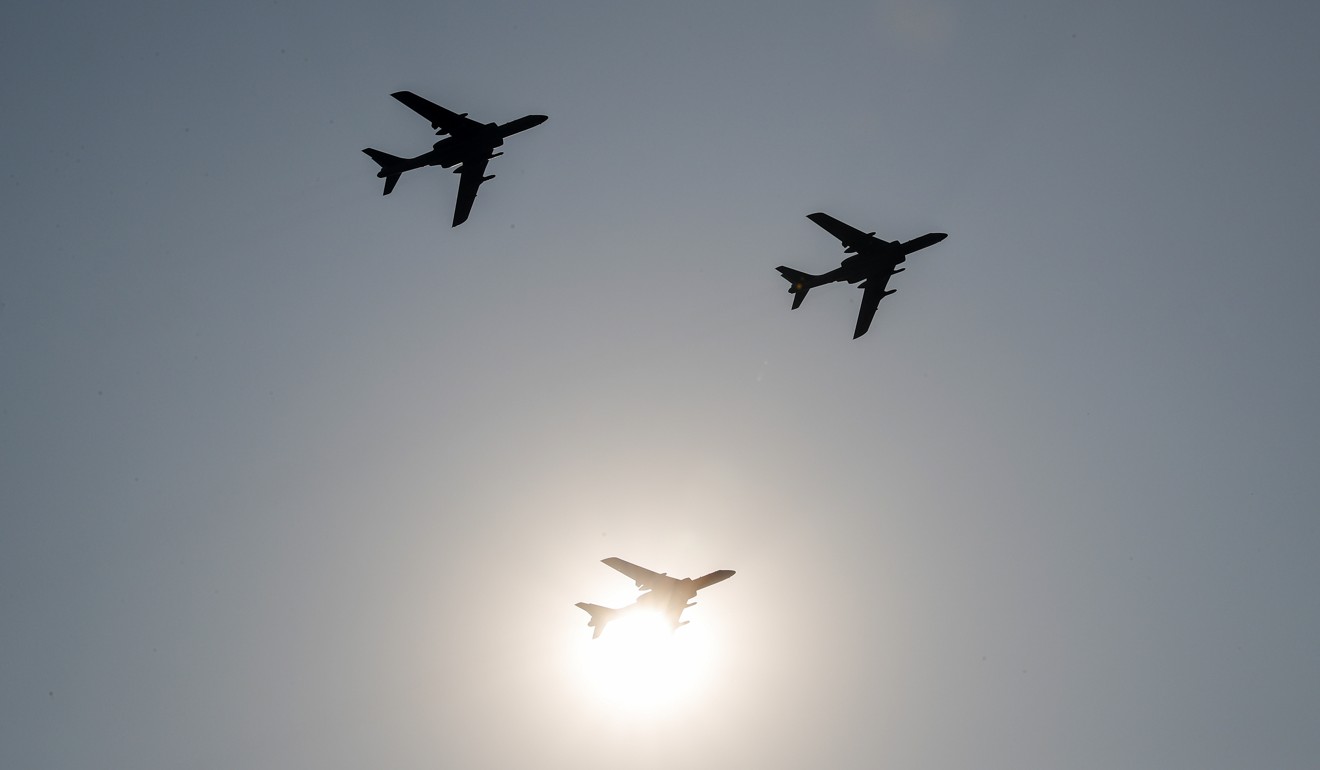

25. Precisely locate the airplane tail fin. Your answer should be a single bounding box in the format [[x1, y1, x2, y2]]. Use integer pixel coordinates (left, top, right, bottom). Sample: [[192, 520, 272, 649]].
[[776, 267, 817, 309], [575, 602, 619, 639], [362, 148, 406, 195]]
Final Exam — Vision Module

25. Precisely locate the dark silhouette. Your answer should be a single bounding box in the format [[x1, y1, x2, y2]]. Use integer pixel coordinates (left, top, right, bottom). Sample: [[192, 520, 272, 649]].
[[363, 91, 547, 226], [777, 212, 948, 338], [576, 557, 735, 639]]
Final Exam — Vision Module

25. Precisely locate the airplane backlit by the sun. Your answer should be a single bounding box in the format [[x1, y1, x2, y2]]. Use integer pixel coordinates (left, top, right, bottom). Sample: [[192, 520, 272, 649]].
[[575, 557, 735, 639]]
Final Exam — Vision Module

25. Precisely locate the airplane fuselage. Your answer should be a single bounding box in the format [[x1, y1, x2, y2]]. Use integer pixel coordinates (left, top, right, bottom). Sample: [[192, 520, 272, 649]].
[[635, 578, 701, 625], [776, 214, 947, 337], [373, 116, 546, 178], [364, 91, 546, 226], [829, 233, 946, 284], [829, 247, 908, 284], [376, 131, 501, 176], [576, 561, 735, 637]]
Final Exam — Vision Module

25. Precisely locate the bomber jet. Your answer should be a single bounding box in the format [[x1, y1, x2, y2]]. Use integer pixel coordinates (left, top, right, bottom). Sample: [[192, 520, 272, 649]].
[[363, 91, 547, 226], [575, 557, 735, 639], [777, 212, 947, 338]]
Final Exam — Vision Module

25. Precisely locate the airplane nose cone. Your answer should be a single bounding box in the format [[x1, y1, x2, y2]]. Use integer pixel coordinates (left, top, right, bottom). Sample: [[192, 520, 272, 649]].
[[930, 233, 948, 242], [529, 115, 549, 126]]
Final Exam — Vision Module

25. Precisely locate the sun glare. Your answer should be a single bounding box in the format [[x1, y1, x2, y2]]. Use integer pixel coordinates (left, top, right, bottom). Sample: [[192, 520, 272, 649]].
[[575, 608, 715, 714]]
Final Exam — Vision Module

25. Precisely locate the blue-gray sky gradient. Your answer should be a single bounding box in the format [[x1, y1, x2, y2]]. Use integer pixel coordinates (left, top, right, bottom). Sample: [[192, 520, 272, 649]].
[[3, 1, 1319, 768]]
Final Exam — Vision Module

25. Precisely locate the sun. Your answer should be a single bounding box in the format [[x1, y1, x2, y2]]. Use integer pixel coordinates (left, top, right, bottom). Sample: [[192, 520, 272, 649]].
[[574, 607, 716, 714]]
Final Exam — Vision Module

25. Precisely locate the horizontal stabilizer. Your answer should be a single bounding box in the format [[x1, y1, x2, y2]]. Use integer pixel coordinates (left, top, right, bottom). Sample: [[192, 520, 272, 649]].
[[364, 148, 406, 196], [362, 147, 405, 169], [576, 602, 619, 639], [776, 266, 815, 310]]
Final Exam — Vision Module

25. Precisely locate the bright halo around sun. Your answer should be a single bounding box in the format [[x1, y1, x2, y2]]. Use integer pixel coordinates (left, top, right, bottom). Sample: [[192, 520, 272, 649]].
[[575, 608, 716, 714]]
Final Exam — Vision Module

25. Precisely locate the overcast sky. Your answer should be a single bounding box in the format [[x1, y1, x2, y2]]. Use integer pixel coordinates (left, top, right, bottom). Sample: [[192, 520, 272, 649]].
[[4, 1, 1319, 768]]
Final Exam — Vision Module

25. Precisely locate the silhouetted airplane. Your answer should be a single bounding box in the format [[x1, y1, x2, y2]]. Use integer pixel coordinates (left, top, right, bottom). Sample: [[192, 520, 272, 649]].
[[777, 212, 948, 338], [576, 557, 735, 639], [363, 91, 547, 226]]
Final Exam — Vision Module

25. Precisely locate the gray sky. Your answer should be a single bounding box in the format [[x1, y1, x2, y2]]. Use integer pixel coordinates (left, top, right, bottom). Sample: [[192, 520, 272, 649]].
[[3, 1, 1319, 768]]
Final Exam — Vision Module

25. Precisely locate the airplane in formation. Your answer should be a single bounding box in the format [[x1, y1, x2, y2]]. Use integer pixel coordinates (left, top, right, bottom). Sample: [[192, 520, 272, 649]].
[[363, 91, 547, 226], [576, 557, 735, 639], [777, 212, 948, 338]]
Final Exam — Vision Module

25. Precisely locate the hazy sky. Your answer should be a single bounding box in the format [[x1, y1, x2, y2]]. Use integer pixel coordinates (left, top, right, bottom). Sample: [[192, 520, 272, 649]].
[[4, 1, 1319, 768]]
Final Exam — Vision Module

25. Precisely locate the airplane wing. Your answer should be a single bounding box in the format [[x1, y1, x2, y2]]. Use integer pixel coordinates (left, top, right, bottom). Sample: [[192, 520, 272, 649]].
[[602, 557, 678, 591], [853, 273, 894, 339], [807, 212, 889, 250], [391, 91, 482, 135], [450, 154, 490, 227]]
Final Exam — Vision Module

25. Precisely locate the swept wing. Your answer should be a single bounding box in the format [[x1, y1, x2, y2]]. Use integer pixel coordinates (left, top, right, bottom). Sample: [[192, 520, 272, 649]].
[[602, 557, 734, 592], [451, 155, 491, 227], [391, 90, 483, 135], [854, 273, 896, 339], [602, 557, 677, 591], [807, 212, 890, 251]]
